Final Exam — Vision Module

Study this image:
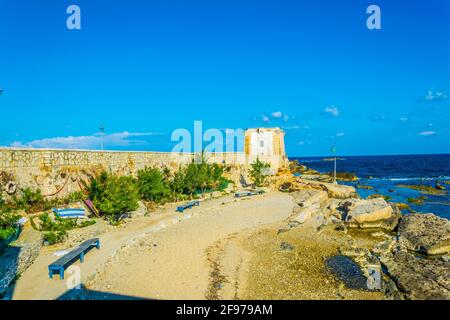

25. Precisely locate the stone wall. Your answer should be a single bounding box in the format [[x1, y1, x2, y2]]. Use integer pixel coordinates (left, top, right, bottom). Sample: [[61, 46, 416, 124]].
[[0, 148, 285, 198]]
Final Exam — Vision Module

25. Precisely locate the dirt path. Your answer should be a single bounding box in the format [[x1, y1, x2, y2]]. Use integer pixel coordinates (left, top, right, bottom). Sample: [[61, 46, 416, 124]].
[[11, 192, 294, 300], [78, 192, 294, 299]]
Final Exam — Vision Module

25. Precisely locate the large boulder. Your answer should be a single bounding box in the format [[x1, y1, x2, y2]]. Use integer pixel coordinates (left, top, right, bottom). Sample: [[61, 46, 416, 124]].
[[291, 190, 329, 207], [380, 250, 450, 300], [343, 198, 400, 230], [290, 190, 329, 224], [296, 178, 358, 199], [398, 213, 450, 255]]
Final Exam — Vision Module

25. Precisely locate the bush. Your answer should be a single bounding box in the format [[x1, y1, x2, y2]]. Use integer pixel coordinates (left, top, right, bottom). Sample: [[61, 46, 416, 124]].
[[66, 191, 86, 203], [31, 212, 95, 245], [0, 209, 20, 241], [137, 167, 171, 203], [249, 158, 271, 187], [169, 162, 229, 197], [43, 230, 67, 245], [11, 188, 52, 213], [88, 172, 139, 220]]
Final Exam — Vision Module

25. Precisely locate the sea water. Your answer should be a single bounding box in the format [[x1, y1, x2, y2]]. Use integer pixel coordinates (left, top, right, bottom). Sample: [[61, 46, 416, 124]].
[[291, 154, 450, 219]]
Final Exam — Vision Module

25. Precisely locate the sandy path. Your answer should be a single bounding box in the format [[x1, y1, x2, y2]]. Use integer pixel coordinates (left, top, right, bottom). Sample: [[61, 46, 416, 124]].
[[83, 192, 294, 299], [11, 192, 294, 300]]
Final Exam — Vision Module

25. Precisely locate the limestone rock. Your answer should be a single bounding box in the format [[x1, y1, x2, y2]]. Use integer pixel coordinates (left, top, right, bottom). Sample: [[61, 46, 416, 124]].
[[380, 251, 450, 300], [295, 178, 358, 199], [291, 205, 317, 224], [397, 213, 450, 255], [130, 201, 148, 218], [343, 198, 400, 230], [291, 190, 329, 207]]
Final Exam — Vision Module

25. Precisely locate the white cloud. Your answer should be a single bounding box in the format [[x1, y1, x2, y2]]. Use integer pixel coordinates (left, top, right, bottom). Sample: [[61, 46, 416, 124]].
[[271, 111, 282, 118], [400, 117, 408, 123], [418, 131, 436, 136], [261, 115, 270, 123], [324, 106, 340, 117], [298, 141, 304, 145], [10, 131, 160, 149], [336, 132, 345, 137], [420, 90, 447, 103]]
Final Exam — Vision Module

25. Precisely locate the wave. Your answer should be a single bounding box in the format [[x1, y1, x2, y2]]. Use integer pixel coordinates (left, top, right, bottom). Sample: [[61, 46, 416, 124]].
[[369, 176, 450, 182]]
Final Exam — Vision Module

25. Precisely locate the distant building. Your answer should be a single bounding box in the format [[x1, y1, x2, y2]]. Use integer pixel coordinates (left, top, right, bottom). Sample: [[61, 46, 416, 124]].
[[244, 127, 288, 169]]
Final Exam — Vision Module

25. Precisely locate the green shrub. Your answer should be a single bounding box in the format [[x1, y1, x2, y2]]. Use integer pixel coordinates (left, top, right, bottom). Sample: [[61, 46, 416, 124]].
[[11, 188, 52, 213], [43, 230, 67, 245], [88, 172, 139, 220], [32, 212, 78, 232], [31, 212, 95, 245], [78, 219, 96, 228], [66, 191, 86, 203], [168, 161, 229, 197], [249, 158, 271, 187], [137, 167, 171, 203], [0, 209, 20, 241]]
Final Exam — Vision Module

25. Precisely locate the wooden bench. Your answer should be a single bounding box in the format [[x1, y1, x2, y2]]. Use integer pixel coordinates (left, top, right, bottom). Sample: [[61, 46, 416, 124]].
[[48, 238, 100, 279], [176, 200, 200, 213], [52, 208, 86, 219], [234, 190, 264, 198]]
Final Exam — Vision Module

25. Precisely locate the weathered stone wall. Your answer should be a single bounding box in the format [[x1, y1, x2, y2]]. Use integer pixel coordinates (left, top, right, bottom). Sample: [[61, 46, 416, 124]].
[[0, 227, 42, 296], [0, 148, 285, 198]]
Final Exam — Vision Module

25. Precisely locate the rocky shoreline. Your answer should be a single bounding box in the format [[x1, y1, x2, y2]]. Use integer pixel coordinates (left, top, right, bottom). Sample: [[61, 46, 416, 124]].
[[270, 166, 450, 300]]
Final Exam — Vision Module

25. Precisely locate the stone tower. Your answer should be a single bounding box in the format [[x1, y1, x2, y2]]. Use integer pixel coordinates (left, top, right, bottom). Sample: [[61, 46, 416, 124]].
[[244, 127, 288, 170]]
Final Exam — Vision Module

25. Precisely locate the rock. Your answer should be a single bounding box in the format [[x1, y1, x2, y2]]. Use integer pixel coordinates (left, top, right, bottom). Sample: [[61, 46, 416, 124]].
[[291, 205, 317, 224], [380, 250, 450, 299], [407, 197, 426, 205], [356, 185, 373, 190], [343, 198, 400, 231], [372, 238, 396, 256], [393, 203, 410, 211], [0, 227, 42, 296], [370, 231, 389, 238], [291, 190, 328, 207], [334, 224, 347, 233], [130, 201, 148, 217], [329, 172, 359, 182], [367, 194, 391, 201], [397, 213, 450, 255], [436, 182, 446, 190], [397, 184, 446, 195], [280, 242, 295, 251], [323, 182, 358, 199]]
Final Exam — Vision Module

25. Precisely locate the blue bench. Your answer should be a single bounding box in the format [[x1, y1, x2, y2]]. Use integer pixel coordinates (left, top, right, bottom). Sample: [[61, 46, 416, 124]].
[[176, 200, 200, 213], [53, 208, 86, 219], [234, 190, 264, 198], [48, 238, 100, 279]]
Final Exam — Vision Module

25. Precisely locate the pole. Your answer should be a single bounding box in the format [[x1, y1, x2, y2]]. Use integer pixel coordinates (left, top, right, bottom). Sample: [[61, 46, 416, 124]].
[[99, 124, 105, 151], [334, 154, 337, 184], [331, 142, 337, 184]]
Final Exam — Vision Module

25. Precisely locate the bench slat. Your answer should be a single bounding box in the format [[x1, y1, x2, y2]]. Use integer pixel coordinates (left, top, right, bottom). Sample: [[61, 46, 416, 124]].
[[48, 238, 100, 279]]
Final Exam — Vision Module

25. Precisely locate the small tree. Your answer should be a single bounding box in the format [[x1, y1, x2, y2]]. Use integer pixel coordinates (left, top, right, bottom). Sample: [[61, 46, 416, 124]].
[[137, 167, 171, 203], [249, 158, 271, 187], [88, 172, 139, 222]]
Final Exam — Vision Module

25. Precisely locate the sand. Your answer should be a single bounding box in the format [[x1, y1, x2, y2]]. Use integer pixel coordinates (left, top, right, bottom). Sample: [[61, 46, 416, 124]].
[[11, 191, 384, 300]]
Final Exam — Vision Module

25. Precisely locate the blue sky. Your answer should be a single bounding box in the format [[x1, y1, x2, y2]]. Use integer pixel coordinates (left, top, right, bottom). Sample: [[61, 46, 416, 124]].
[[1, 0, 449, 156]]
